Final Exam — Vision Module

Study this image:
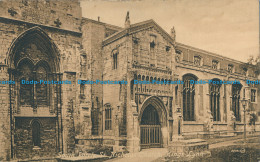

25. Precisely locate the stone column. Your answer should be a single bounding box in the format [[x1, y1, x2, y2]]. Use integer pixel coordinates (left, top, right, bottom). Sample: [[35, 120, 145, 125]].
[[226, 84, 235, 136], [0, 65, 11, 160], [113, 103, 121, 152]]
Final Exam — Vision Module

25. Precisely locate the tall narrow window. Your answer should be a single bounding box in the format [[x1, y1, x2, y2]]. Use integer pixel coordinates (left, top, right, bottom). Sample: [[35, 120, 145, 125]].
[[251, 89, 256, 102], [133, 37, 139, 64], [209, 79, 221, 121], [183, 75, 196, 121], [32, 121, 41, 147], [232, 84, 242, 121], [19, 62, 34, 106], [150, 35, 156, 67], [113, 51, 118, 69], [105, 104, 112, 130], [36, 66, 48, 106], [80, 83, 85, 98]]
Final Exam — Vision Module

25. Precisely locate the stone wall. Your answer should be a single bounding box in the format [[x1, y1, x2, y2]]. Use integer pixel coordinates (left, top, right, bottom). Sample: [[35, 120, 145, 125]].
[[0, 0, 81, 32], [102, 36, 129, 140], [14, 117, 57, 159], [0, 1, 89, 160]]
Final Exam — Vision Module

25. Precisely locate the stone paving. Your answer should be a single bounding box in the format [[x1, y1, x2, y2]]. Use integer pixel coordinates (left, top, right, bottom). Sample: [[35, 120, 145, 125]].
[[105, 148, 168, 162]]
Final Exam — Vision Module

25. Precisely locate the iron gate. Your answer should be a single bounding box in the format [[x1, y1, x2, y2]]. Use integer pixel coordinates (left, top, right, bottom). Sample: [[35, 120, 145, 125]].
[[140, 125, 161, 148]]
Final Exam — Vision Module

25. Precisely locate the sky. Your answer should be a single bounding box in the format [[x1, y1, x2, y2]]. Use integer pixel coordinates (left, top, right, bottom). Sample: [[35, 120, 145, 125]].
[[80, 0, 259, 62]]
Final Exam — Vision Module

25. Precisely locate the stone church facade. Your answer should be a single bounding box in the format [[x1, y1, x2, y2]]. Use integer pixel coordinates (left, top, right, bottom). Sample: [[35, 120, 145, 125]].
[[0, 0, 259, 161]]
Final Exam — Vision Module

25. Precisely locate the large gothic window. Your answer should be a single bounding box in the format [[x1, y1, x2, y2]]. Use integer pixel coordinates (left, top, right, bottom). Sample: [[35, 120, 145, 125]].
[[18, 61, 50, 107], [209, 79, 221, 121], [232, 84, 242, 121], [183, 75, 196, 121]]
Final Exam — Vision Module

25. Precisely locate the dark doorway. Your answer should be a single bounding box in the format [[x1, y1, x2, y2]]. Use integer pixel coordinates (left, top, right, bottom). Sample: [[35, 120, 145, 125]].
[[140, 105, 161, 148]]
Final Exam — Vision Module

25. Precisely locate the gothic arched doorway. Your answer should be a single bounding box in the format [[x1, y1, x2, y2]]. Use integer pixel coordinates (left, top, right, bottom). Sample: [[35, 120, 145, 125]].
[[140, 105, 161, 148], [139, 96, 167, 149]]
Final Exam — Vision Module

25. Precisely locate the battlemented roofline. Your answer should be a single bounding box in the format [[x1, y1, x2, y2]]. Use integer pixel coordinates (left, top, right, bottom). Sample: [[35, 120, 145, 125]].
[[176, 42, 250, 65]]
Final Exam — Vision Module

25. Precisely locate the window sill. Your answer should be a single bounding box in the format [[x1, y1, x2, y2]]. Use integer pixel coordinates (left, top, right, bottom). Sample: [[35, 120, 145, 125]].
[[33, 146, 41, 150], [213, 122, 227, 125]]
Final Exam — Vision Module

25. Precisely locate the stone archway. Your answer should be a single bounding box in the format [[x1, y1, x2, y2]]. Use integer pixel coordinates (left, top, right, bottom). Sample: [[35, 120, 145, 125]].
[[139, 96, 168, 149], [7, 26, 62, 159]]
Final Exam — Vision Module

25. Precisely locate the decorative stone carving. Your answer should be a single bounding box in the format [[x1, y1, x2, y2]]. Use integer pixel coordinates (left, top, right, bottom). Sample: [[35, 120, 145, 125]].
[[170, 26, 176, 43], [18, 44, 48, 64], [125, 11, 130, 28], [204, 110, 213, 132], [229, 111, 236, 130]]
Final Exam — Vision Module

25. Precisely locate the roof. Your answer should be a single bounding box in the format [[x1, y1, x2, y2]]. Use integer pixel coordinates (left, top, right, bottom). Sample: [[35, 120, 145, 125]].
[[102, 19, 175, 46], [82, 17, 123, 32]]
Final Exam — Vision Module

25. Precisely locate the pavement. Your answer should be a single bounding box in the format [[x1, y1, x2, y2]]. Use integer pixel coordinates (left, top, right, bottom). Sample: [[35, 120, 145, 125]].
[[105, 136, 259, 162], [105, 148, 168, 162], [209, 136, 259, 149]]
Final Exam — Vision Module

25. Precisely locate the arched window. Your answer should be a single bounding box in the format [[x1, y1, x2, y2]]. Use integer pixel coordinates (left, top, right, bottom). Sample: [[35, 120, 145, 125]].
[[112, 49, 118, 70], [18, 61, 34, 106], [32, 121, 41, 147], [232, 84, 242, 121], [209, 79, 221, 121], [104, 104, 112, 130], [18, 61, 50, 107], [183, 74, 196, 121]]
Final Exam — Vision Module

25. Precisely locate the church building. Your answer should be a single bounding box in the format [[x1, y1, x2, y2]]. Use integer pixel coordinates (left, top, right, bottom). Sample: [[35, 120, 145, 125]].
[[0, 0, 259, 161]]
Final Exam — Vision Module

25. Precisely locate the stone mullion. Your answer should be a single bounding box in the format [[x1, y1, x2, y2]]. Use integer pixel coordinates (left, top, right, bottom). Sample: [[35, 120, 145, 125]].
[[15, 74, 20, 114], [48, 73, 53, 113], [223, 84, 227, 122], [33, 71, 37, 113]]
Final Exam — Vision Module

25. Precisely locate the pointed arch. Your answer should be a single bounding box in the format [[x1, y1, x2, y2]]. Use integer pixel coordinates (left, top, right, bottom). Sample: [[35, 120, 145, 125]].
[[31, 120, 41, 147], [139, 96, 167, 127], [7, 26, 60, 73], [182, 73, 198, 121]]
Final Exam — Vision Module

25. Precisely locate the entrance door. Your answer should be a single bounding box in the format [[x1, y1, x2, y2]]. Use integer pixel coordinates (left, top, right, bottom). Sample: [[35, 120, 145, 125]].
[[140, 105, 161, 148]]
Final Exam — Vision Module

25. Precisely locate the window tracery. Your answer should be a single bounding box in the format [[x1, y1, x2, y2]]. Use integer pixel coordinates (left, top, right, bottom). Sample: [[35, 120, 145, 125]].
[[232, 84, 242, 121], [209, 79, 221, 121], [183, 75, 196, 121]]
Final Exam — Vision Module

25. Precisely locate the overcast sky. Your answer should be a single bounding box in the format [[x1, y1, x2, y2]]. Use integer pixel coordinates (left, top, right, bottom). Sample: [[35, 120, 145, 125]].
[[80, 0, 259, 62]]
